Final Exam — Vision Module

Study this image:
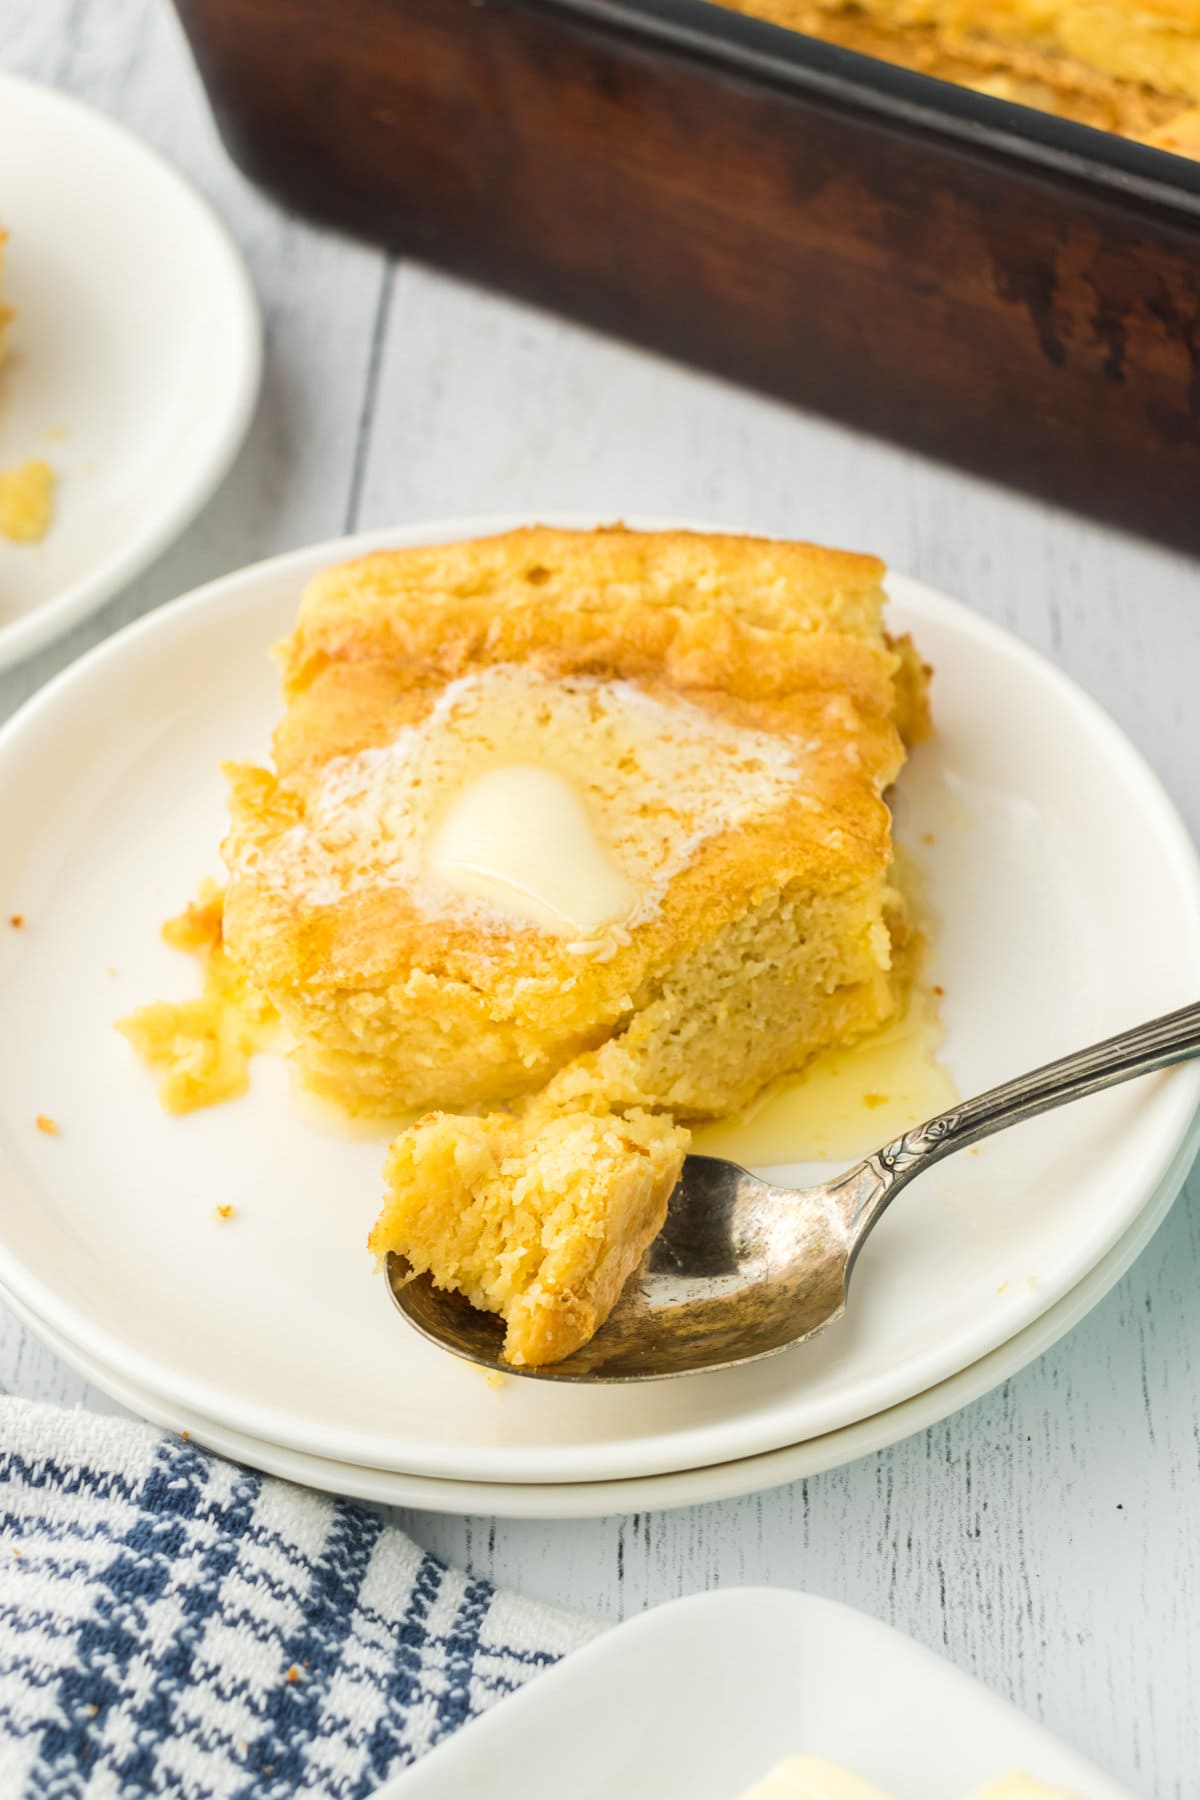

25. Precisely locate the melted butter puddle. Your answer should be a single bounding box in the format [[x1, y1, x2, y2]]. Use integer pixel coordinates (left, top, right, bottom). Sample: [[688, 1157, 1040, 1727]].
[[692, 985, 956, 1168]]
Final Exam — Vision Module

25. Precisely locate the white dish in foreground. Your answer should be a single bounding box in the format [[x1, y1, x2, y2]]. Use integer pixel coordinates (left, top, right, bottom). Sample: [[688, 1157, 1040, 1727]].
[[378, 1588, 1135, 1799], [0, 73, 260, 668], [5, 1115, 1192, 1518]]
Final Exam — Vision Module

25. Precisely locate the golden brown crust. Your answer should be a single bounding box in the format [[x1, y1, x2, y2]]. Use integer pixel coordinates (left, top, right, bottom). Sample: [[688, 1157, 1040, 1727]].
[[280, 524, 887, 692]]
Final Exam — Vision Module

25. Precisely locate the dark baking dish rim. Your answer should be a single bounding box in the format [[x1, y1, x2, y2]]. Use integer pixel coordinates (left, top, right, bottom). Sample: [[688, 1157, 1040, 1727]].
[[532, 0, 1200, 222]]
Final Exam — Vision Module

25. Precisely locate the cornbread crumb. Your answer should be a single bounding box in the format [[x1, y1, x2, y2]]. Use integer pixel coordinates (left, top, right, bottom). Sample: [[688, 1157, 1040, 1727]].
[[862, 1092, 889, 1108], [0, 459, 56, 543], [35, 1114, 58, 1136], [117, 880, 277, 1112], [180, 1430, 191, 1439], [9, 914, 23, 929], [213, 1204, 235, 1221], [286, 1665, 301, 1683], [486, 1372, 507, 1390]]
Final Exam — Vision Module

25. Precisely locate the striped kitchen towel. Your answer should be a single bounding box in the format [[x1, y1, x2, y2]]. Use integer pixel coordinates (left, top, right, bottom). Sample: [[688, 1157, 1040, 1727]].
[[0, 1398, 597, 1799]]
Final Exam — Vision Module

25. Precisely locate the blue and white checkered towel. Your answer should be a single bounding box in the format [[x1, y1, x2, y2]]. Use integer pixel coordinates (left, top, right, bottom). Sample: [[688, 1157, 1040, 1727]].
[[0, 1399, 597, 1798]]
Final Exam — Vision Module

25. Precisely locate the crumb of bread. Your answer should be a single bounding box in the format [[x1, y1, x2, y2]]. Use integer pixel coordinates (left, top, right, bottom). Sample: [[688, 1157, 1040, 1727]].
[[213, 1204, 235, 1222], [117, 880, 277, 1113], [9, 914, 23, 929], [0, 459, 55, 543], [35, 1114, 58, 1136]]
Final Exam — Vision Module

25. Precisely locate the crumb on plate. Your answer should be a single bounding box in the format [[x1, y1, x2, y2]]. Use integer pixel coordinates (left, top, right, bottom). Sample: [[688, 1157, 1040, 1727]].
[[117, 880, 277, 1114], [35, 1114, 58, 1136], [0, 459, 56, 543]]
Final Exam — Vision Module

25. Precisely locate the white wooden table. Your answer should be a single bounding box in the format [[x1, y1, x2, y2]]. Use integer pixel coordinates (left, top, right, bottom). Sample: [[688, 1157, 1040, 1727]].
[[4, 5, 1199, 1794]]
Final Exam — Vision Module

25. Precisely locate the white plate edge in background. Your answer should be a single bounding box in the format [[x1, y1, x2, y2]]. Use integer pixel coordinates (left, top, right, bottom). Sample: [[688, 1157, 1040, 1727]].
[[0, 71, 262, 669]]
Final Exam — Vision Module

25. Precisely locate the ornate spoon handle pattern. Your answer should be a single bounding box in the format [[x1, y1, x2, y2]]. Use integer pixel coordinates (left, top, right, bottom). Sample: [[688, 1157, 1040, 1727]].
[[868, 1000, 1200, 1193]]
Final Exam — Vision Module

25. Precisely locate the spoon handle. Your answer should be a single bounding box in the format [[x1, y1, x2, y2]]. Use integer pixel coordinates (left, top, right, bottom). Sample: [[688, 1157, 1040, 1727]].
[[864, 999, 1200, 1195]]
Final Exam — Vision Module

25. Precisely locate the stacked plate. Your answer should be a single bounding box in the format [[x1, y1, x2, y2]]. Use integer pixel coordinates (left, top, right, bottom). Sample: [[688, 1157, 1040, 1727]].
[[1, 516, 1197, 1519]]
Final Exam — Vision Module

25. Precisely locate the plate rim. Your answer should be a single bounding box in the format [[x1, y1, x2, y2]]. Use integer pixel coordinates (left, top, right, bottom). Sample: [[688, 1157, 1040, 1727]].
[[4, 1112, 1191, 1521], [0, 70, 263, 670], [0, 512, 1198, 1483]]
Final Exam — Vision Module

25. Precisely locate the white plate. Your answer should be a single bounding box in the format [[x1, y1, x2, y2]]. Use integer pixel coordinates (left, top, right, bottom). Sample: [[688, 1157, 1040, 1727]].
[[0, 513, 1196, 1489], [5, 1115, 1191, 1519], [0, 73, 260, 668], [378, 1588, 1135, 1798]]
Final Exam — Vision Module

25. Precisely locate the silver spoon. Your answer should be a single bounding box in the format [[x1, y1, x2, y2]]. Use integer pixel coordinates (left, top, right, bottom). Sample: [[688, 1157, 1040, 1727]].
[[386, 1001, 1200, 1381]]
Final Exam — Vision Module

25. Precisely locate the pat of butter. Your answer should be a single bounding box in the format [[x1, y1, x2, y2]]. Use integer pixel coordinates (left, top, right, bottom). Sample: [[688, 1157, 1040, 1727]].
[[966, 1782, 1080, 1800], [427, 764, 636, 937], [737, 1762, 1079, 1800], [738, 1759, 893, 1800]]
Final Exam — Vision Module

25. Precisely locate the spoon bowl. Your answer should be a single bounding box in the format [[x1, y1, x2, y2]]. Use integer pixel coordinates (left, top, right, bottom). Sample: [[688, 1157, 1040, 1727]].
[[388, 1002, 1200, 1382], [387, 1157, 875, 1381]]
